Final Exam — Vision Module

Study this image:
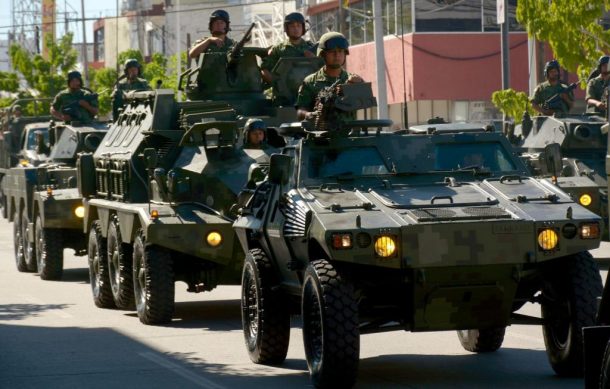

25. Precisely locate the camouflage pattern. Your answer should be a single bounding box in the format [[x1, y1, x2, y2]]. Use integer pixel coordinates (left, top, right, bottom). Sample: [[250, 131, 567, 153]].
[[114, 77, 150, 94], [296, 67, 351, 111], [586, 76, 609, 115], [51, 88, 98, 123], [261, 39, 316, 72], [191, 36, 235, 55], [531, 81, 574, 114]]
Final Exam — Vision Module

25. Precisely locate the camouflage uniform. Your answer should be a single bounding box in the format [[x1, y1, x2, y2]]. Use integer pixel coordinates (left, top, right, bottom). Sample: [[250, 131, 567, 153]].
[[296, 68, 357, 123], [52, 88, 98, 123], [261, 39, 316, 72], [192, 37, 236, 55], [115, 77, 151, 94], [531, 81, 574, 115], [586, 76, 609, 115]]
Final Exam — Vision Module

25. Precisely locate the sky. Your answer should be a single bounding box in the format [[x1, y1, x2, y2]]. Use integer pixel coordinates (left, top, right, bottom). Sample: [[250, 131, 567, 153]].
[[0, 0, 121, 44]]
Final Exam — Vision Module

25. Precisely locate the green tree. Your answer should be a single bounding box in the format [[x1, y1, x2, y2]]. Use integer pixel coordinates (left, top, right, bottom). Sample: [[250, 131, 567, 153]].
[[90, 67, 119, 116], [492, 89, 536, 122]]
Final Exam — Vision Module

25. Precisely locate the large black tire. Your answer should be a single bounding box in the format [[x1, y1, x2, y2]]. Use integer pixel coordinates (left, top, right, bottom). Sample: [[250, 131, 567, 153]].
[[241, 248, 290, 364], [132, 230, 174, 324], [457, 327, 506, 352], [542, 251, 602, 377], [600, 340, 610, 389], [107, 217, 134, 309], [88, 221, 115, 308], [302, 259, 359, 389], [21, 208, 37, 272], [35, 215, 64, 280], [13, 207, 28, 272]]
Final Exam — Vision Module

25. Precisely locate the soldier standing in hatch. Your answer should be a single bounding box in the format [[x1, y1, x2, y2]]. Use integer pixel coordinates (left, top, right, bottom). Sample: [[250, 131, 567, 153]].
[[242, 118, 267, 149], [50, 71, 98, 123], [296, 32, 363, 121], [260, 12, 316, 84], [530, 60, 574, 116], [112, 59, 151, 119], [586, 55, 610, 117], [188, 10, 235, 59]]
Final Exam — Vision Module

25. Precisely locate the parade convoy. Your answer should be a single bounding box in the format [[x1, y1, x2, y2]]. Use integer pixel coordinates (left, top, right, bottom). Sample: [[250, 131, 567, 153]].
[[3, 37, 610, 389]]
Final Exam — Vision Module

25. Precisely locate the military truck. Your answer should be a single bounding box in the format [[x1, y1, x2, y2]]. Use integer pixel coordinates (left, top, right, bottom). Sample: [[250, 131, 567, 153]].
[[4, 120, 108, 279], [509, 112, 608, 235], [233, 83, 603, 388], [0, 99, 53, 217], [78, 37, 323, 325]]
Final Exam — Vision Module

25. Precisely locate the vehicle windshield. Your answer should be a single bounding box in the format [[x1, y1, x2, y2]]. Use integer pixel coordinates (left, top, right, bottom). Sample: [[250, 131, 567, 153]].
[[434, 142, 516, 172], [26, 128, 49, 150], [308, 146, 389, 178]]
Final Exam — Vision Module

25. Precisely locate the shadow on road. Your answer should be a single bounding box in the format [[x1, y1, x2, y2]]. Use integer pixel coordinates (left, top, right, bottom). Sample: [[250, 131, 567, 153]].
[[0, 303, 71, 321], [59, 267, 90, 283]]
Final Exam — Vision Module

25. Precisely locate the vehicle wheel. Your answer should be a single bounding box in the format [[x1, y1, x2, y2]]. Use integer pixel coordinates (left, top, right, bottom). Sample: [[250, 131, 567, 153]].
[[457, 327, 506, 352], [600, 340, 610, 389], [13, 208, 28, 272], [21, 208, 37, 272], [542, 251, 602, 377], [107, 217, 134, 309], [88, 220, 115, 308], [132, 230, 174, 324], [241, 248, 290, 364], [35, 215, 63, 280], [302, 259, 359, 389]]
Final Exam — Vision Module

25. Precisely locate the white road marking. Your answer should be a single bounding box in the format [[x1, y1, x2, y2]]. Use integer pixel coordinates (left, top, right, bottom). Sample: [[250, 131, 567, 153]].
[[18, 294, 73, 319], [139, 352, 227, 389]]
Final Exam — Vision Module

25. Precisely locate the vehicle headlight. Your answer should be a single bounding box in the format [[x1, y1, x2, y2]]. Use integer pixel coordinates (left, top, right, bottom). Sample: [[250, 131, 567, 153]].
[[206, 231, 222, 247], [74, 205, 85, 218], [579, 194, 592, 207], [580, 223, 600, 239], [331, 233, 352, 249], [538, 228, 559, 251], [374, 235, 397, 257]]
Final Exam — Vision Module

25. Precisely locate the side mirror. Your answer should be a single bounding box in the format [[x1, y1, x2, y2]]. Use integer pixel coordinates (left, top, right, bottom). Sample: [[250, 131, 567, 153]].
[[143, 148, 157, 169], [269, 154, 292, 185], [543, 143, 563, 177]]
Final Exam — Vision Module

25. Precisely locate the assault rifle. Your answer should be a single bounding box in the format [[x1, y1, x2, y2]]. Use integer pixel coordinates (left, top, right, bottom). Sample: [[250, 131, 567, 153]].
[[227, 23, 256, 66], [61, 92, 98, 122], [542, 82, 578, 111]]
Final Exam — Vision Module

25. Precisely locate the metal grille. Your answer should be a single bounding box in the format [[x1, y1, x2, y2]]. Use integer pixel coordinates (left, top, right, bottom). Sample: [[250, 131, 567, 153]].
[[462, 207, 509, 217], [410, 209, 456, 219]]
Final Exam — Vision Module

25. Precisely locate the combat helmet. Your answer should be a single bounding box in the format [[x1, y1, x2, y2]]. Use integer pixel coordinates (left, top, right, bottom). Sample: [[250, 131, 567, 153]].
[[317, 32, 349, 56], [598, 55, 610, 70], [67, 70, 83, 86], [243, 118, 266, 145], [544, 60, 560, 78], [284, 12, 306, 34], [209, 9, 230, 33], [123, 58, 142, 76]]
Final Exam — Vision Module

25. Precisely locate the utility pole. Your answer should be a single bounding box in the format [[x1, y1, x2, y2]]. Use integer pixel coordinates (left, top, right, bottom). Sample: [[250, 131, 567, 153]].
[[499, 0, 509, 90], [175, 0, 181, 101], [373, 0, 388, 119], [80, 0, 89, 87]]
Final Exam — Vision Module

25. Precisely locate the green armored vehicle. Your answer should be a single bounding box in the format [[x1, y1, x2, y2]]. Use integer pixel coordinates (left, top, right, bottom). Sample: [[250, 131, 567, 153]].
[[233, 84, 603, 388], [510, 112, 608, 233], [4, 120, 107, 279], [78, 35, 323, 325]]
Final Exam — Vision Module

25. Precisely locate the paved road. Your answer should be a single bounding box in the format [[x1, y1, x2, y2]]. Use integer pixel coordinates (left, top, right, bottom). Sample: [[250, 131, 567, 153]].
[[1, 213, 607, 388]]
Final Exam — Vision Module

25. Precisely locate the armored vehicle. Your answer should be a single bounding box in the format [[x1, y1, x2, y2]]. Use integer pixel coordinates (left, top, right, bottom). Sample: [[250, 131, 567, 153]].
[[509, 113, 608, 234], [78, 37, 322, 325], [233, 84, 603, 388], [4, 120, 108, 279]]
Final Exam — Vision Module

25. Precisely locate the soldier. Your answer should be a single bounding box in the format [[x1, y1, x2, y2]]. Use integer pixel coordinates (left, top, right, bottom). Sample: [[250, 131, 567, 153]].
[[296, 32, 363, 121], [260, 12, 315, 84], [530, 60, 574, 116], [50, 71, 98, 123], [243, 118, 267, 149], [188, 10, 235, 59], [586, 55, 610, 116], [112, 59, 151, 119]]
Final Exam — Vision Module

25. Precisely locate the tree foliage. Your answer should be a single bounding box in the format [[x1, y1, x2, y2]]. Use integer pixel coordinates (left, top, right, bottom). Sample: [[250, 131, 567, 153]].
[[492, 89, 536, 123]]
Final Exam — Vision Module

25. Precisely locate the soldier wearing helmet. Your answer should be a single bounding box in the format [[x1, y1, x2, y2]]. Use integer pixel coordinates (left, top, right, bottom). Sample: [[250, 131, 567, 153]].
[[189, 10, 235, 59], [296, 32, 363, 121], [530, 60, 574, 116], [111, 59, 151, 119], [50, 70, 99, 123], [260, 12, 316, 84], [243, 118, 267, 149], [586, 55, 610, 116]]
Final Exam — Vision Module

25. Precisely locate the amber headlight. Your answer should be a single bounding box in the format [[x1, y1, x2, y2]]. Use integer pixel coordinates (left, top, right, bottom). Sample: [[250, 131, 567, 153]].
[[74, 206, 85, 218], [537, 229, 559, 251], [206, 231, 222, 247], [580, 223, 600, 239], [374, 235, 397, 257], [579, 194, 592, 207]]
